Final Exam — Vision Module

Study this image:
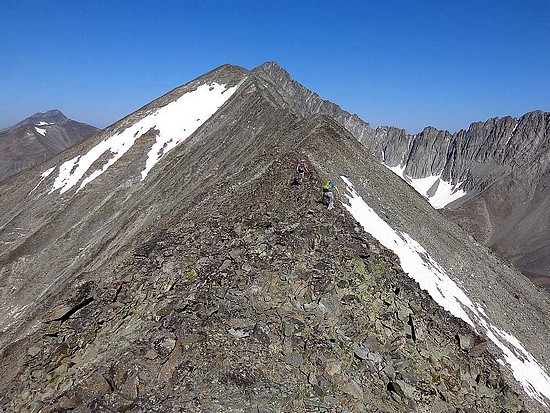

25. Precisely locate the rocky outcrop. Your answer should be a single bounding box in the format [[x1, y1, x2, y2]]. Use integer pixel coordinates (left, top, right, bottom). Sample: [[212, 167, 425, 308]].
[[439, 112, 550, 287], [0, 110, 99, 182], [253, 62, 548, 193], [253, 61, 377, 143]]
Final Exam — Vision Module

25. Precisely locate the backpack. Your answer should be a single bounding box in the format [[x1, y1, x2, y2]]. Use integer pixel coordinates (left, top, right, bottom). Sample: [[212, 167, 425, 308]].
[[298, 163, 305, 173], [322, 180, 332, 191]]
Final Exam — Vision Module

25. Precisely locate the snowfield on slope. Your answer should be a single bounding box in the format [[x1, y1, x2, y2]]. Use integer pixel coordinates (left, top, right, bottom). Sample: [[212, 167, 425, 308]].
[[36, 81, 244, 195], [28, 167, 55, 195], [34, 127, 46, 136], [385, 164, 466, 209], [341, 176, 550, 406]]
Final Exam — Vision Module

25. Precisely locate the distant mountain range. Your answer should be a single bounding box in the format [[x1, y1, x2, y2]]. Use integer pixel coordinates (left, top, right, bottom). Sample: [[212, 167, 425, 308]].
[[1, 63, 549, 412], [0, 109, 99, 182], [255, 62, 549, 290]]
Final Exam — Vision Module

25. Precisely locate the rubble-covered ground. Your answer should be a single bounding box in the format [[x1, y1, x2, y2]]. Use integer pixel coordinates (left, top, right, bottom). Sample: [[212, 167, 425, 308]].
[[0, 153, 527, 412]]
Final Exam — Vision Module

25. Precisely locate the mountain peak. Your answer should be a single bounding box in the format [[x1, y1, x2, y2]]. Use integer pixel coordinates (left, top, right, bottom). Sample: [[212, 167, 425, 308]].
[[253, 61, 289, 78], [28, 109, 67, 124], [206, 63, 249, 78], [0, 110, 98, 182], [254, 60, 284, 71]]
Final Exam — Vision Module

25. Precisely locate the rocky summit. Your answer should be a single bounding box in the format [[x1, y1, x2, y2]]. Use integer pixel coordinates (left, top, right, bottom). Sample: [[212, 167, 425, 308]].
[[1, 63, 550, 412], [0, 110, 99, 183]]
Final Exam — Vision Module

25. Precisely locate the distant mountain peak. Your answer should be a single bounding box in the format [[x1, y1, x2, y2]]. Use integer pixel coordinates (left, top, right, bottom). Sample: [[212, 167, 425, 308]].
[[35, 109, 65, 116], [6, 109, 69, 129], [27, 109, 67, 124], [0, 110, 99, 182]]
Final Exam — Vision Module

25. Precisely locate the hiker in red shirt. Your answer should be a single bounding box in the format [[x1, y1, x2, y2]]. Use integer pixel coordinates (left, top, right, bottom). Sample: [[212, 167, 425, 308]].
[[296, 160, 310, 183]]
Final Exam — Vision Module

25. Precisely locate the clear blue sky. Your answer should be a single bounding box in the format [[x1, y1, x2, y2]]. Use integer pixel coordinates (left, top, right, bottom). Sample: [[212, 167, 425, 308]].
[[1, 0, 549, 133]]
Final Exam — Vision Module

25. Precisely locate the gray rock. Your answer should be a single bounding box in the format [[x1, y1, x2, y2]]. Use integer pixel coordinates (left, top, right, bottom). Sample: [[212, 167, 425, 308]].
[[308, 372, 318, 386], [219, 259, 232, 271], [469, 340, 488, 357], [392, 379, 417, 400], [343, 378, 364, 400], [284, 352, 303, 368], [458, 333, 476, 350], [325, 359, 342, 376], [353, 346, 369, 360], [27, 346, 41, 357]]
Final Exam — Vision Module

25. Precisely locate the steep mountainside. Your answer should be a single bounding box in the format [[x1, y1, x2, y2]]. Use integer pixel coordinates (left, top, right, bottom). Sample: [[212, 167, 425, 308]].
[[0, 110, 99, 182], [254, 62, 550, 289], [1, 64, 550, 412]]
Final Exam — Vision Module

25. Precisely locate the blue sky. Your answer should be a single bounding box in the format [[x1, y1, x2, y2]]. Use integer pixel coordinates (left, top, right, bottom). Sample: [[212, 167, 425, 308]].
[[1, 0, 549, 133]]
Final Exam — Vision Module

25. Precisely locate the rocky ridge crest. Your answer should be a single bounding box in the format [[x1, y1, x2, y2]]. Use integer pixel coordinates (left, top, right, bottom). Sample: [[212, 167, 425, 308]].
[[253, 62, 550, 288]]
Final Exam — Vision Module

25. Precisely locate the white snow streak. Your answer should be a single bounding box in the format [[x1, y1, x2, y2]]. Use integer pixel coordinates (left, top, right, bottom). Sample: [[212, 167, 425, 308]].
[[341, 176, 550, 406], [506, 121, 520, 145], [383, 163, 466, 209], [34, 127, 46, 136], [28, 167, 56, 195], [47, 81, 243, 194], [140, 80, 242, 180], [37, 121, 54, 126]]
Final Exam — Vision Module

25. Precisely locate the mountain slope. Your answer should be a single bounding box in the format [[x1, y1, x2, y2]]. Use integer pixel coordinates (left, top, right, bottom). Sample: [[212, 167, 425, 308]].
[[0, 63, 550, 412], [253, 62, 550, 289], [0, 110, 99, 183]]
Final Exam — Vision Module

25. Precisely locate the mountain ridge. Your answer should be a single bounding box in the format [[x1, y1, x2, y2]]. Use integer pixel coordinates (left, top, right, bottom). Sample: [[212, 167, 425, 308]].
[[0, 63, 549, 412], [6, 109, 68, 129], [253, 61, 550, 288]]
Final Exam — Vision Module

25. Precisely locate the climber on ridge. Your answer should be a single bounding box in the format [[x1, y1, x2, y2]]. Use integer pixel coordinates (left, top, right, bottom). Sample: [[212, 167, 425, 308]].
[[295, 160, 310, 184], [322, 180, 340, 210]]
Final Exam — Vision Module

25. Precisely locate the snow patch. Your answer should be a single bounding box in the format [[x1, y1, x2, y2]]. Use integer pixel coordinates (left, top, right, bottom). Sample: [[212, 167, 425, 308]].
[[382, 163, 466, 209], [29, 167, 56, 195], [407, 174, 440, 197], [428, 179, 466, 208], [407, 174, 466, 208], [48, 80, 244, 194], [34, 127, 46, 136], [140, 80, 243, 180], [385, 163, 405, 179], [36, 121, 54, 126], [341, 176, 550, 406]]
